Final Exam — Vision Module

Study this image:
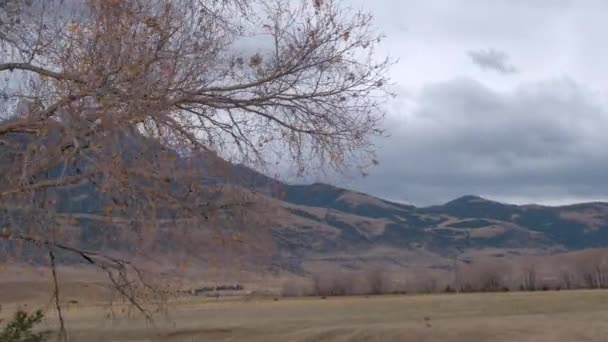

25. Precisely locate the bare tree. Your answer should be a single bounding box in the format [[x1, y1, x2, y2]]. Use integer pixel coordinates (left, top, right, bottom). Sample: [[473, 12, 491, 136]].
[[575, 250, 608, 289], [520, 259, 538, 291], [0, 0, 390, 334], [409, 271, 440, 294], [559, 267, 576, 290], [281, 278, 313, 297], [366, 266, 390, 295], [459, 259, 511, 292], [559, 270, 575, 289]]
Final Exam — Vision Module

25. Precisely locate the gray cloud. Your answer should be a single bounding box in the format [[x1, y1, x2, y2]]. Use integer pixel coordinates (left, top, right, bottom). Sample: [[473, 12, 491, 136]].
[[348, 77, 608, 206], [468, 49, 517, 74], [286, 0, 608, 206]]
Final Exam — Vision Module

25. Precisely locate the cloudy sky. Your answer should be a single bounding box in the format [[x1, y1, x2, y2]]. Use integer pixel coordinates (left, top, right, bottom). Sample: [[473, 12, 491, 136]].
[[328, 0, 608, 206]]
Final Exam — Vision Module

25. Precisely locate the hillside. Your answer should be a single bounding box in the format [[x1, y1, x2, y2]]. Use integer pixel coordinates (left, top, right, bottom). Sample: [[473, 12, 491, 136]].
[[267, 183, 608, 270], [276, 185, 608, 249], [2, 130, 608, 272]]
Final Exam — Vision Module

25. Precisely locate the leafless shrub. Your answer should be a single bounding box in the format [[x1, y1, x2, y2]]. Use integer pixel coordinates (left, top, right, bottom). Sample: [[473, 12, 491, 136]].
[[520, 259, 538, 291], [298, 254, 608, 297], [574, 250, 608, 289], [311, 271, 358, 297], [281, 278, 313, 297], [408, 271, 440, 294], [307, 269, 385, 297], [559, 267, 577, 290], [365, 266, 390, 295], [458, 259, 511, 292]]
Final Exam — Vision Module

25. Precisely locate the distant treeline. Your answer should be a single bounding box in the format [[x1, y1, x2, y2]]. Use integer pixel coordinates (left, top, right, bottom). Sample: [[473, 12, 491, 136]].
[[282, 250, 608, 297]]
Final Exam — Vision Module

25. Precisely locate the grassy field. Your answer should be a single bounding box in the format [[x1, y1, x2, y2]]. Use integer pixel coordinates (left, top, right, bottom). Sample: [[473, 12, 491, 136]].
[[6, 290, 606, 341]]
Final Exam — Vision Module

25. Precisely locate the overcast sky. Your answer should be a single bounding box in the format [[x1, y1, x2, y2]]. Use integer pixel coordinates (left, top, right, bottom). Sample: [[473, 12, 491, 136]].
[[323, 0, 608, 206]]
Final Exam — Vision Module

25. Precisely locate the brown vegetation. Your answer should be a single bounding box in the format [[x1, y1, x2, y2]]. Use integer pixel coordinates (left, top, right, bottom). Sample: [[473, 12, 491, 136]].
[[0, 0, 390, 337], [575, 250, 608, 288], [282, 267, 394, 297], [520, 258, 538, 291], [279, 250, 608, 298]]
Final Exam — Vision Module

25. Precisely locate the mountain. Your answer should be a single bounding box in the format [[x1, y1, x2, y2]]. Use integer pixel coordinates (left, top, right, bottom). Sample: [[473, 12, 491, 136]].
[[3, 128, 608, 271], [268, 183, 608, 270]]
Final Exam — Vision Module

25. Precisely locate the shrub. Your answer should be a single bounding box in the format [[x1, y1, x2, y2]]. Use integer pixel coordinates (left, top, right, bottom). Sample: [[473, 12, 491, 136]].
[[0, 307, 46, 342], [310, 271, 358, 297], [459, 283, 475, 293], [281, 279, 313, 297], [366, 267, 390, 295]]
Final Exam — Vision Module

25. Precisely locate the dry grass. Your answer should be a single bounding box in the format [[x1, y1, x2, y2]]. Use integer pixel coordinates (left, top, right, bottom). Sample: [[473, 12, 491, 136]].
[[560, 208, 608, 231], [5, 288, 608, 341], [4, 264, 608, 341]]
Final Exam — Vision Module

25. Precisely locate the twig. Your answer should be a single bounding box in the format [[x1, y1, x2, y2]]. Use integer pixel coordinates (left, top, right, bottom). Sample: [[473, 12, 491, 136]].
[[0, 231, 156, 321], [100, 263, 154, 323], [49, 248, 67, 342]]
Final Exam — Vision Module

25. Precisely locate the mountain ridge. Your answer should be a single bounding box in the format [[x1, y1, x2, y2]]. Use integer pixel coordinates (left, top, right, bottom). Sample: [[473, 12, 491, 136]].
[[3, 129, 608, 271], [180, 159, 608, 257]]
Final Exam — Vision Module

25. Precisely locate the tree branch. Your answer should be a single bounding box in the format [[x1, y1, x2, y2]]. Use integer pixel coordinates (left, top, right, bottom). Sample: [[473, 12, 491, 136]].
[[48, 249, 68, 342], [0, 63, 82, 82]]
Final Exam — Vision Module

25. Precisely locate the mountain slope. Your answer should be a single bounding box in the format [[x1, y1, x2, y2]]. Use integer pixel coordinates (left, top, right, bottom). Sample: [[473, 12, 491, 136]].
[[273, 184, 608, 259], [3, 129, 608, 270]]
